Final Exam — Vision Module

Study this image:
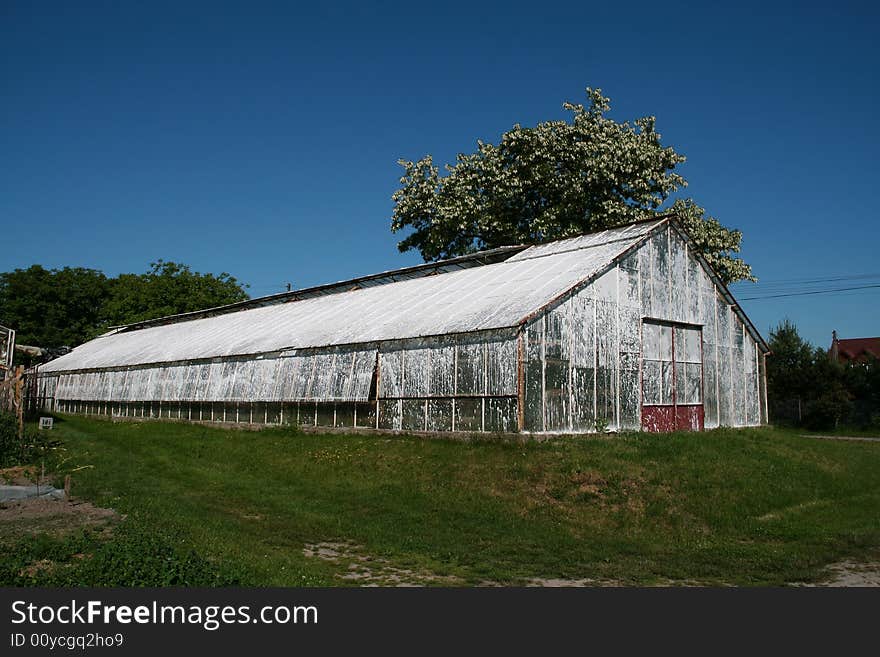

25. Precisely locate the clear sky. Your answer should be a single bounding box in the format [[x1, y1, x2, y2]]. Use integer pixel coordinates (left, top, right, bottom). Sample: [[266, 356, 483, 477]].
[[2, 1, 878, 348]]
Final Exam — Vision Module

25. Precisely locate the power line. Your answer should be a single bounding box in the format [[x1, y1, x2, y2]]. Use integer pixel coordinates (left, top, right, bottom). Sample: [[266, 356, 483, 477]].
[[736, 272, 880, 286], [740, 284, 880, 301]]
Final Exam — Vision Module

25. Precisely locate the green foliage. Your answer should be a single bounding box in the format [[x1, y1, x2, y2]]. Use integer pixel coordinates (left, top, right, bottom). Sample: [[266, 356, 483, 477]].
[[767, 319, 816, 404], [803, 391, 853, 431], [1, 520, 242, 586], [22, 416, 880, 586], [767, 320, 877, 430], [0, 261, 249, 350], [0, 410, 63, 467], [104, 260, 249, 326], [392, 88, 753, 284], [0, 265, 111, 348], [0, 410, 19, 465]]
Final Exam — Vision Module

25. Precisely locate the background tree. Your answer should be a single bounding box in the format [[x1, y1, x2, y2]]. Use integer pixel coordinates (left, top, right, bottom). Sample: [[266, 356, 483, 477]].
[[766, 319, 815, 408], [805, 349, 852, 430], [104, 260, 249, 326], [0, 261, 249, 352], [0, 265, 111, 348], [391, 88, 753, 284], [765, 319, 878, 431]]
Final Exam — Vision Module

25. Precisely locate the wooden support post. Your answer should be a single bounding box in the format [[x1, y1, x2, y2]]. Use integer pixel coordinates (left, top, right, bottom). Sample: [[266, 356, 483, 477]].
[[516, 329, 526, 432]]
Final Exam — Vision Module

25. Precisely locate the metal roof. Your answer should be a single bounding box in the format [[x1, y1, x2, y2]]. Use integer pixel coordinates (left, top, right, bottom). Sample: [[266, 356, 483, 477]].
[[42, 220, 665, 372], [110, 244, 529, 332]]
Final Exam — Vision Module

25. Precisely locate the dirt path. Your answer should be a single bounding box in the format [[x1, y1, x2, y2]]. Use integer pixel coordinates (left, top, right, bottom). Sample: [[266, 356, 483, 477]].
[[303, 541, 464, 586], [793, 557, 880, 587], [0, 497, 118, 537]]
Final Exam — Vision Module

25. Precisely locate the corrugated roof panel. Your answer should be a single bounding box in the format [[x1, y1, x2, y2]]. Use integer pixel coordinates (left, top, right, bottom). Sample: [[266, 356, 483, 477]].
[[41, 220, 666, 372], [506, 220, 660, 262]]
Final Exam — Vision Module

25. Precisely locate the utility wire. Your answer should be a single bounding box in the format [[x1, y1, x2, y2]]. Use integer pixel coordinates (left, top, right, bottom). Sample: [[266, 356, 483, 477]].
[[740, 284, 880, 301], [737, 272, 880, 286]]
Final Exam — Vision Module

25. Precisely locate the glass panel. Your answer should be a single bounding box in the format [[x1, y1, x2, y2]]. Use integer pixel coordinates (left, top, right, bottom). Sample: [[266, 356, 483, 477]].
[[523, 323, 543, 432], [252, 401, 267, 424], [486, 340, 517, 396], [281, 402, 297, 425], [704, 357, 718, 427], [642, 322, 661, 360], [485, 398, 517, 433], [402, 348, 431, 397], [659, 325, 673, 361], [427, 399, 453, 432], [544, 307, 568, 360], [378, 399, 400, 430], [661, 361, 674, 405], [429, 346, 455, 397], [379, 352, 402, 398], [642, 361, 662, 405], [456, 342, 485, 395], [571, 366, 595, 431], [266, 402, 282, 425], [329, 353, 354, 400], [400, 399, 425, 432], [454, 398, 482, 432], [315, 402, 334, 427], [675, 326, 702, 363], [544, 359, 569, 431], [675, 362, 687, 405], [299, 402, 316, 427], [686, 362, 703, 405], [355, 402, 377, 428], [619, 354, 640, 430]]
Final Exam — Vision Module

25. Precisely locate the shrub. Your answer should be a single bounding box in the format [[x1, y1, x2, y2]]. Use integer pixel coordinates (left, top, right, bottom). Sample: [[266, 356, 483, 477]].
[[803, 390, 853, 431], [0, 410, 21, 466], [0, 410, 63, 467]]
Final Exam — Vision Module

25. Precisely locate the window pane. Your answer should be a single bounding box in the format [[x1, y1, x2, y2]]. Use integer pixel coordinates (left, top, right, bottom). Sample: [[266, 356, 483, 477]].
[[643, 323, 661, 360], [675, 326, 702, 363], [456, 342, 485, 395], [674, 361, 703, 405], [643, 361, 662, 405], [660, 325, 673, 361], [661, 361, 674, 405], [687, 362, 703, 404]]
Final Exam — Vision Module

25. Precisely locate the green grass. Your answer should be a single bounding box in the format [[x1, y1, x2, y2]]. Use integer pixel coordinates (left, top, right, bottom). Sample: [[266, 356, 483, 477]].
[[798, 426, 880, 438], [4, 415, 880, 586]]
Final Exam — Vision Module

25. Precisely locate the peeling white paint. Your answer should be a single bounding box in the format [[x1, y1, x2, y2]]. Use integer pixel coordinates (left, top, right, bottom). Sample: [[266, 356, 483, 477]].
[[36, 219, 767, 433]]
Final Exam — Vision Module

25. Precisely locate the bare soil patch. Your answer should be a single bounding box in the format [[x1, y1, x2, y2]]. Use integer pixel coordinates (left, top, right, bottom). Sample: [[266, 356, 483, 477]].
[[794, 557, 880, 587], [526, 576, 624, 587], [0, 497, 119, 538], [303, 541, 463, 586], [0, 466, 42, 486]]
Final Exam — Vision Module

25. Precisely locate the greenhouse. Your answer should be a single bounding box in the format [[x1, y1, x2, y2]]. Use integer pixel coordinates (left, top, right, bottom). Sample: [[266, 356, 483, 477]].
[[35, 217, 769, 433]]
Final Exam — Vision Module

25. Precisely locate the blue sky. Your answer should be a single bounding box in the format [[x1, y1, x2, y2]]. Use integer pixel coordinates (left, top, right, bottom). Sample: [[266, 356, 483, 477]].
[[2, 1, 877, 348]]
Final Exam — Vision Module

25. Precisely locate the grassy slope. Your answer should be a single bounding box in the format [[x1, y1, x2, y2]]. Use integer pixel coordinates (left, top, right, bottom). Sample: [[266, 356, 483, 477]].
[[13, 415, 880, 585]]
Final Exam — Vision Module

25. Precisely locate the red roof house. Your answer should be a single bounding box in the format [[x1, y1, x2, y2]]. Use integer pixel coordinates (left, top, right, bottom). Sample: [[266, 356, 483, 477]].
[[830, 331, 880, 363]]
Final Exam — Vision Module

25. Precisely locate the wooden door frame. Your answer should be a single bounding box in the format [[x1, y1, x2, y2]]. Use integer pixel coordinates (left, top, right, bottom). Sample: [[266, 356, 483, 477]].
[[640, 319, 705, 432]]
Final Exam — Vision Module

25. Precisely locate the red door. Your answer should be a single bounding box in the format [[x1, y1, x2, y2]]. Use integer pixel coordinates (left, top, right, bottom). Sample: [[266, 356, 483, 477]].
[[641, 321, 704, 432]]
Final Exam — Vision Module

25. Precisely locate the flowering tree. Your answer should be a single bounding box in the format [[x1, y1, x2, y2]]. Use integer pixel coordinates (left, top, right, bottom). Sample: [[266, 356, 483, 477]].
[[391, 88, 753, 284]]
